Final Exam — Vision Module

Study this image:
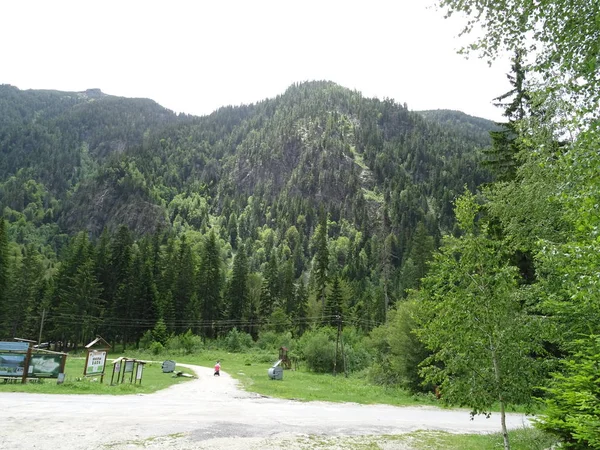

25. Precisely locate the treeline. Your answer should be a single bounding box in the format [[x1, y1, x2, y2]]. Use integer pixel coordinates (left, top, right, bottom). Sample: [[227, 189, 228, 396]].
[[0, 206, 436, 351]]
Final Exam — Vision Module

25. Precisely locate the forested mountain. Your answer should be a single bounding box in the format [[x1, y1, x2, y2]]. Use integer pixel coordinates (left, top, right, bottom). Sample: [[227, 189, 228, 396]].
[[0, 80, 493, 349]]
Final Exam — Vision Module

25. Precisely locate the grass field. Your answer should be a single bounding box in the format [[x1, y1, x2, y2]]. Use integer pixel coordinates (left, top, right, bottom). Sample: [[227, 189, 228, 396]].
[[178, 350, 435, 406], [285, 428, 556, 450], [0, 354, 194, 395]]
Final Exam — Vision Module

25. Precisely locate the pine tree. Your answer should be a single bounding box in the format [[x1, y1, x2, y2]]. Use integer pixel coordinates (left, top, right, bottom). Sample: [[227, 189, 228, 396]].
[[173, 234, 196, 332], [295, 278, 309, 336], [198, 230, 222, 339], [10, 245, 44, 338], [324, 276, 344, 327], [108, 226, 134, 347], [227, 242, 248, 328], [0, 219, 10, 336], [312, 211, 329, 308], [260, 248, 279, 318], [484, 51, 530, 182], [281, 259, 296, 316]]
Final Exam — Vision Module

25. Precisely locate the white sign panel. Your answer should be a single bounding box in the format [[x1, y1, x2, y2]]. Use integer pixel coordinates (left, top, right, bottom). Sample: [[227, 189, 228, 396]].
[[86, 350, 107, 375]]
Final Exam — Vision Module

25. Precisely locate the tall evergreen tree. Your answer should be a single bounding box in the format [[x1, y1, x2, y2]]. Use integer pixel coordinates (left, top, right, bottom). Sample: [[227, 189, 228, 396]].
[[312, 211, 329, 308], [108, 226, 134, 346], [0, 219, 10, 336], [227, 242, 248, 327], [484, 51, 530, 182], [259, 248, 279, 318], [295, 278, 309, 336], [8, 245, 43, 339], [324, 275, 344, 327], [198, 230, 222, 339], [173, 234, 196, 332]]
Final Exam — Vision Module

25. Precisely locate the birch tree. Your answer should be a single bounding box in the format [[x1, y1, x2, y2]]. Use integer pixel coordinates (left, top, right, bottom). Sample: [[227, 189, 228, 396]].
[[415, 192, 544, 450]]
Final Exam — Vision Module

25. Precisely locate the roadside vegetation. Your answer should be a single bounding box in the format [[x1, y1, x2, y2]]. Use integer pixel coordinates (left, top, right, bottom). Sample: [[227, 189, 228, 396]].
[[0, 356, 194, 395]]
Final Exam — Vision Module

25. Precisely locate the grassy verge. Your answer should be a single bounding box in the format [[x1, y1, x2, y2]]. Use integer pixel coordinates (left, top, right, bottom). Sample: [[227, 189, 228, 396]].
[[277, 428, 556, 449], [175, 350, 435, 406], [0, 355, 194, 395]]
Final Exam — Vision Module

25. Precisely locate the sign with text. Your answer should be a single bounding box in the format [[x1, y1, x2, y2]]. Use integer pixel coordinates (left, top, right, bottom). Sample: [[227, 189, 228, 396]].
[[28, 354, 64, 378], [0, 341, 29, 352], [0, 353, 26, 376], [85, 350, 107, 375], [124, 360, 134, 373]]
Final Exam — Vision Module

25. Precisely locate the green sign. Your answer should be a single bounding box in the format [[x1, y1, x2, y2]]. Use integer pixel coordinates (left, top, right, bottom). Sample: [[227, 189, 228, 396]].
[[28, 354, 63, 378], [0, 353, 26, 376]]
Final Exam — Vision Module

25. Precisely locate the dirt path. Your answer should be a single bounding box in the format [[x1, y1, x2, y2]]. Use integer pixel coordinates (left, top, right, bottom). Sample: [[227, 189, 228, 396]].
[[0, 364, 532, 449]]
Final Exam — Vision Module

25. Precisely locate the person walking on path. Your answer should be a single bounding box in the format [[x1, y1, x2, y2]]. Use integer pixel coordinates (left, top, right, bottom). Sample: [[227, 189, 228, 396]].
[[214, 360, 221, 376]]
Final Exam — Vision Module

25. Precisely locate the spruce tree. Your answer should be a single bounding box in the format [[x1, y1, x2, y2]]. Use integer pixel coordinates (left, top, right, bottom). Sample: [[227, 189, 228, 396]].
[[227, 242, 248, 327], [324, 276, 344, 327], [198, 230, 222, 338], [312, 211, 329, 308], [0, 219, 9, 336], [484, 51, 530, 182]]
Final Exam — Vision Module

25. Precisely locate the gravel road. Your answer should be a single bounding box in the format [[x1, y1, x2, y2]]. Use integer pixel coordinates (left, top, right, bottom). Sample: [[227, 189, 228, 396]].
[[0, 364, 532, 449]]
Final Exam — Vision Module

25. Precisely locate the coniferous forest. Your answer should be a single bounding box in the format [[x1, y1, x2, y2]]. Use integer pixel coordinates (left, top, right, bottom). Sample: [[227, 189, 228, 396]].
[[0, 80, 492, 349], [2, 0, 600, 447]]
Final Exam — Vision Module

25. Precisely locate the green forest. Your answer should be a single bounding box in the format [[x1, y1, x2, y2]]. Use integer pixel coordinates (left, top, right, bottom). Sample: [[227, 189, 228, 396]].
[[1, 1, 599, 448]]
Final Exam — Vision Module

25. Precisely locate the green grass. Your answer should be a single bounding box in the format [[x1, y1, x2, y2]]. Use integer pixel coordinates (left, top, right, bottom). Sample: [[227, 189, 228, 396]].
[[0, 355, 194, 395], [277, 428, 557, 449], [404, 428, 557, 450], [176, 350, 434, 406]]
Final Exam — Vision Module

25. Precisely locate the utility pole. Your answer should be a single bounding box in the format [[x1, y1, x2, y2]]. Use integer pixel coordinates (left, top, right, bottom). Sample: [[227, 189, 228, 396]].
[[333, 314, 341, 376], [340, 319, 347, 378], [38, 308, 46, 346]]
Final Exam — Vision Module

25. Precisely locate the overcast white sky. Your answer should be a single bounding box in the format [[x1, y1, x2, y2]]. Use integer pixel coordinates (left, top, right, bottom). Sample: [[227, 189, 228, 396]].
[[1, 0, 510, 121]]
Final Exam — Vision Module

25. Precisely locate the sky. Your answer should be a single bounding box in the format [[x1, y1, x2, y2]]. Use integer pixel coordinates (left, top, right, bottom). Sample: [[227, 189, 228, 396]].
[[1, 0, 511, 121]]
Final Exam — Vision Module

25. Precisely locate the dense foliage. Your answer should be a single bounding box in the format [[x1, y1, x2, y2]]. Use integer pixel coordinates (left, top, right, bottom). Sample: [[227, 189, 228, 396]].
[[0, 81, 492, 350]]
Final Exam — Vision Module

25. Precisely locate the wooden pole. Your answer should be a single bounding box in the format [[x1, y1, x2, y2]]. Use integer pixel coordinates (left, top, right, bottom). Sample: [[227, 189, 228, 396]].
[[38, 309, 46, 346]]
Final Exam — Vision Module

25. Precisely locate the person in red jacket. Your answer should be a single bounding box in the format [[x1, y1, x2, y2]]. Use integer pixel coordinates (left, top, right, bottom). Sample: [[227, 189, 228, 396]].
[[214, 360, 221, 376]]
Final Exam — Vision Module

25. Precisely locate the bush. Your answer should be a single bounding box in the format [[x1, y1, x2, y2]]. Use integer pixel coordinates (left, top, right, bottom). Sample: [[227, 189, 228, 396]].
[[367, 301, 430, 392], [536, 336, 600, 449], [298, 326, 373, 374], [256, 331, 294, 351], [225, 328, 254, 352], [166, 330, 203, 354], [152, 319, 168, 346], [149, 341, 164, 355], [139, 330, 154, 350]]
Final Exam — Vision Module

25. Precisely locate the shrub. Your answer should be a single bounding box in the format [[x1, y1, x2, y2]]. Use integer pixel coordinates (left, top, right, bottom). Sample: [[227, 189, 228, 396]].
[[225, 328, 254, 352], [257, 330, 294, 351], [149, 341, 164, 355], [298, 326, 373, 374], [166, 330, 203, 354], [536, 336, 600, 449], [139, 330, 154, 350], [152, 319, 168, 346]]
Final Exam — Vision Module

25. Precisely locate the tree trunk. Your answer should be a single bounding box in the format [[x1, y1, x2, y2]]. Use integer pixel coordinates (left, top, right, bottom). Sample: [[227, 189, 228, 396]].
[[499, 399, 510, 450], [491, 345, 511, 450]]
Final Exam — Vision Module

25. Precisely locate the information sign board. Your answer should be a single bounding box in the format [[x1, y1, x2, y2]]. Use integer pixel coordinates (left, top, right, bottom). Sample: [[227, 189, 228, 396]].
[[0, 353, 26, 376], [0, 341, 30, 352], [28, 354, 63, 378], [124, 360, 134, 373], [85, 350, 107, 375]]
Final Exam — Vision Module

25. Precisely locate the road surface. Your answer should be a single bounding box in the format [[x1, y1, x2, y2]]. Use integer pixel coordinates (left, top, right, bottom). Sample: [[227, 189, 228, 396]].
[[0, 364, 532, 449]]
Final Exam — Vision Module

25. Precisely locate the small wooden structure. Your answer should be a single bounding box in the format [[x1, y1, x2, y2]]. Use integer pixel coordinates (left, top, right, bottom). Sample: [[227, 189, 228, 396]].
[[110, 357, 147, 385], [278, 346, 292, 370]]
